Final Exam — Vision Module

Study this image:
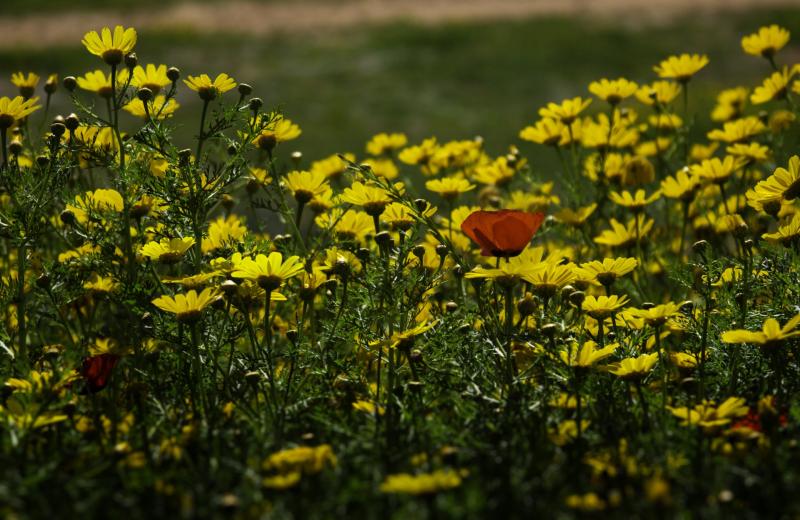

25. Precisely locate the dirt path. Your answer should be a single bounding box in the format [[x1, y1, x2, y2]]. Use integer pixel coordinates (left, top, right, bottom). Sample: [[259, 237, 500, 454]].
[[0, 0, 797, 50]]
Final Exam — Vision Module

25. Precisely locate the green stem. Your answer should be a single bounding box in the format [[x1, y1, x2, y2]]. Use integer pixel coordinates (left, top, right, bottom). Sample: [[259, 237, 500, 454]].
[[16, 241, 26, 361]]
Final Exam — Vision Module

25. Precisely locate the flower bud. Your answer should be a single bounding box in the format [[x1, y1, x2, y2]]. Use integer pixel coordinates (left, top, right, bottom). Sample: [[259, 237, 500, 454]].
[[221, 279, 238, 296], [375, 231, 393, 249], [137, 87, 153, 102], [63, 76, 77, 92], [414, 199, 429, 212], [124, 52, 138, 69], [568, 290, 585, 308], [248, 97, 263, 112], [237, 83, 252, 97], [435, 244, 448, 259], [445, 301, 458, 313], [8, 140, 22, 156], [356, 248, 370, 264], [44, 74, 58, 94], [286, 329, 298, 343], [167, 67, 181, 82], [291, 151, 303, 167], [221, 194, 235, 211], [65, 113, 80, 131], [692, 240, 709, 257], [50, 121, 66, 138], [412, 245, 426, 261], [60, 209, 76, 225]]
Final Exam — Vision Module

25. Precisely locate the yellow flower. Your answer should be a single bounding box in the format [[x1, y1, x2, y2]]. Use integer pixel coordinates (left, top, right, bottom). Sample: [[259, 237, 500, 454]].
[[320, 247, 363, 275], [627, 302, 682, 327], [762, 212, 800, 243], [76, 70, 116, 98], [472, 156, 517, 186], [711, 87, 749, 122], [582, 295, 629, 319], [660, 168, 700, 201], [594, 217, 654, 248], [519, 118, 566, 146], [588, 77, 638, 105], [202, 215, 247, 253], [608, 189, 661, 211], [721, 314, 800, 348], [252, 115, 302, 150], [263, 444, 337, 477], [366, 132, 408, 156], [284, 170, 329, 204], [690, 156, 745, 184], [140, 237, 195, 264], [539, 97, 592, 124], [82, 25, 137, 65], [183, 73, 236, 101], [560, 340, 618, 367], [726, 142, 769, 163], [123, 95, 179, 119], [380, 469, 462, 495], [653, 54, 709, 82], [382, 202, 434, 231], [399, 137, 438, 170], [750, 68, 794, 105], [130, 64, 171, 94], [310, 153, 354, 181], [151, 288, 220, 322], [11, 72, 39, 98], [610, 352, 659, 380], [761, 155, 800, 201], [231, 252, 305, 291], [83, 274, 118, 294], [636, 80, 681, 106], [554, 203, 597, 226], [741, 25, 790, 58], [577, 257, 638, 287], [0, 96, 41, 129], [707, 116, 766, 143], [668, 397, 748, 431], [340, 181, 394, 216], [425, 176, 475, 200], [464, 258, 545, 288], [523, 263, 576, 298]]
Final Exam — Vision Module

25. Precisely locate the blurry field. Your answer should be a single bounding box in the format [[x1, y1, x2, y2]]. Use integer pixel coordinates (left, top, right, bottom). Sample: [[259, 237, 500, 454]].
[[1, 7, 799, 169]]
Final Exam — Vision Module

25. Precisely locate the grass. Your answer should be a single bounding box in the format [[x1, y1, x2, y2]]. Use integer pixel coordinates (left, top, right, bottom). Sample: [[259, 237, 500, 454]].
[[0, 8, 799, 168]]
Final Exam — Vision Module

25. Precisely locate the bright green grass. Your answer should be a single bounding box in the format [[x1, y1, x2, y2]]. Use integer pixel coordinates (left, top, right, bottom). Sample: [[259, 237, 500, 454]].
[[0, 9, 798, 167]]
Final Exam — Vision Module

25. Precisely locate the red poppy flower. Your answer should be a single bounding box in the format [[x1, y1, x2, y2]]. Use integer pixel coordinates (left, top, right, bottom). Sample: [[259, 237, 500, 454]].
[[460, 210, 545, 257], [79, 353, 120, 394]]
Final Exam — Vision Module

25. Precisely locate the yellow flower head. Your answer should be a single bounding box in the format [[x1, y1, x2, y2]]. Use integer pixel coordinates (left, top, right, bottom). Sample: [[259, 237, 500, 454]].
[[380, 469, 462, 495], [131, 64, 171, 94], [366, 132, 408, 156], [608, 189, 661, 212], [750, 68, 794, 105], [539, 97, 592, 124], [82, 25, 137, 65], [520, 118, 568, 147], [690, 156, 745, 184], [707, 116, 767, 143], [340, 181, 394, 216], [123, 95, 180, 120], [581, 295, 629, 319], [721, 314, 800, 348], [741, 25, 790, 58], [561, 340, 619, 368], [577, 257, 638, 287], [252, 115, 302, 151], [653, 54, 709, 82], [151, 288, 220, 322], [636, 80, 681, 106], [610, 352, 659, 380], [184, 73, 236, 101], [231, 252, 305, 291], [660, 168, 700, 201], [284, 170, 329, 204], [11, 72, 39, 98], [0, 96, 40, 130], [140, 237, 196, 264], [425, 176, 475, 201], [588, 77, 638, 105]]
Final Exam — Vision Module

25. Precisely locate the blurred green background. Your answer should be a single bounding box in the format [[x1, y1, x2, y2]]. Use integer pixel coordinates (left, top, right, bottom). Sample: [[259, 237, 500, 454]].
[[0, 2, 799, 167]]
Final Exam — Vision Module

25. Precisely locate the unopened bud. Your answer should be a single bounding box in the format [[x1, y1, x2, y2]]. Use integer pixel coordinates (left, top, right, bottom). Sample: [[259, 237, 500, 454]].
[[167, 67, 181, 82], [237, 83, 252, 97], [63, 76, 77, 92]]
